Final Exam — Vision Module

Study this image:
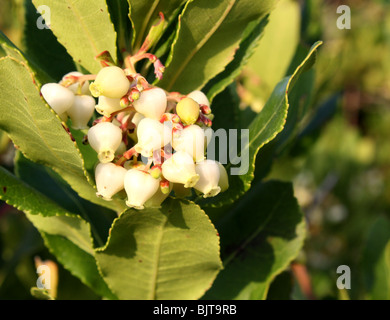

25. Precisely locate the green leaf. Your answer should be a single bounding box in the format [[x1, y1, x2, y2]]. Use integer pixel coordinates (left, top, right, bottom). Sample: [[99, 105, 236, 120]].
[[128, 0, 188, 51], [0, 30, 52, 84], [30, 287, 54, 300], [14, 151, 117, 248], [204, 15, 270, 102], [32, 0, 118, 74], [0, 56, 125, 212], [157, 0, 276, 93], [242, 0, 301, 109], [41, 233, 116, 299], [0, 166, 93, 255], [106, 0, 132, 53], [0, 165, 115, 299], [203, 180, 306, 300], [23, 0, 76, 81], [362, 216, 390, 300], [95, 198, 222, 300], [201, 41, 322, 210]]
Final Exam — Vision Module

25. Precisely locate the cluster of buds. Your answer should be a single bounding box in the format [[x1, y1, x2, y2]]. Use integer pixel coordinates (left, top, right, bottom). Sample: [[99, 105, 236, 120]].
[[40, 71, 96, 129], [39, 13, 228, 210]]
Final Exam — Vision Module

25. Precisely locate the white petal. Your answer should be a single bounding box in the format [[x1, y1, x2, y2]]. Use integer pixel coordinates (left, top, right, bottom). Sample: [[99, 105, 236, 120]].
[[41, 83, 75, 115], [67, 95, 96, 129], [161, 151, 199, 187], [124, 169, 160, 209], [61, 71, 90, 95], [88, 122, 122, 163], [133, 87, 167, 120], [135, 118, 171, 157], [95, 163, 127, 200], [217, 162, 229, 192], [95, 96, 122, 117], [172, 124, 205, 162], [187, 90, 210, 107], [194, 160, 221, 198]]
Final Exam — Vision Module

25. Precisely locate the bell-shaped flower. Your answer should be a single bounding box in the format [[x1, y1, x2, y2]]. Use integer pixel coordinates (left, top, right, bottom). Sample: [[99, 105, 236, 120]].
[[124, 168, 160, 209], [95, 162, 127, 200], [134, 118, 171, 157], [89, 66, 130, 99], [87, 122, 122, 163], [67, 95, 96, 130], [133, 87, 167, 120], [61, 71, 90, 95], [217, 162, 229, 192], [161, 151, 199, 188], [187, 90, 210, 107], [41, 83, 75, 115], [172, 124, 205, 162], [194, 159, 221, 198], [128, 112, 145, 142], [95, 96, 123, 117]]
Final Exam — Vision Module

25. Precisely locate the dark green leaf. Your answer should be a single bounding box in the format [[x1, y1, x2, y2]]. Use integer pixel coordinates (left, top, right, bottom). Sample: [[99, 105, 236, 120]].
[[32, 0, 118, 74], [204, 15, 270, 102], [201, 41, 322, 210], [203, 180, 306, 300], [362, 216, 390, 300], [23, 0, 76, 81], [157, 0, 276, 93]]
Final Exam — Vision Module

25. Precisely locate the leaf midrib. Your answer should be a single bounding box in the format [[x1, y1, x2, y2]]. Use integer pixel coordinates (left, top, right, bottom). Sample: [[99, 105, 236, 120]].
[[165, 0, 236, 91], [149, 207, 172, 300], [65, 0, 99, 54]]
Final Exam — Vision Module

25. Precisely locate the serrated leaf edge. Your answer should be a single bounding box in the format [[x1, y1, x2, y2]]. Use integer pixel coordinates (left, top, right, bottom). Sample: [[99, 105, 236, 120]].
[[94, 197, 223, 300], [205, 41, 323, 209]]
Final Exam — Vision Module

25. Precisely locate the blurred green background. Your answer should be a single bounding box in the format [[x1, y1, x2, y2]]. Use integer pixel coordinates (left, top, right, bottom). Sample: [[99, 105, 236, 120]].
[[1, 0, 390, 299]]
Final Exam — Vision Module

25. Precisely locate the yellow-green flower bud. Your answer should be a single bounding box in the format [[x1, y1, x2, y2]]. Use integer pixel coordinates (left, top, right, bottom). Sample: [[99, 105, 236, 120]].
[[176, 97, 200, 125]]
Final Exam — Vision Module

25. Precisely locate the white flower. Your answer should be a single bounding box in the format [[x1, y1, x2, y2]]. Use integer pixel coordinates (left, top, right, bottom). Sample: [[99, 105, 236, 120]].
[[40, 83, 75, 115], [133, 87, 167, 120], [217, 162, 229, 192], [89, 66, 130, 99], [187, 90, 210, 107], [194, 160, 221, 198], [161, 151, 199, 188], [61, 71, 90, 95], [67, 95, 96, 129], [128, 112, 145, 142], [134, 118, 171, 157], [124, 168, 160, 209], [172, 124, 205, 162], [95, 96, 123, 117], [87, 122, 122, 163], [95, 162, 127, 200]]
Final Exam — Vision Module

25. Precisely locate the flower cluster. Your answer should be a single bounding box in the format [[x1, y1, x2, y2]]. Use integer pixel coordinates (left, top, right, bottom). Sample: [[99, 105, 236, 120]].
[[40, 59, 228, 210]]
